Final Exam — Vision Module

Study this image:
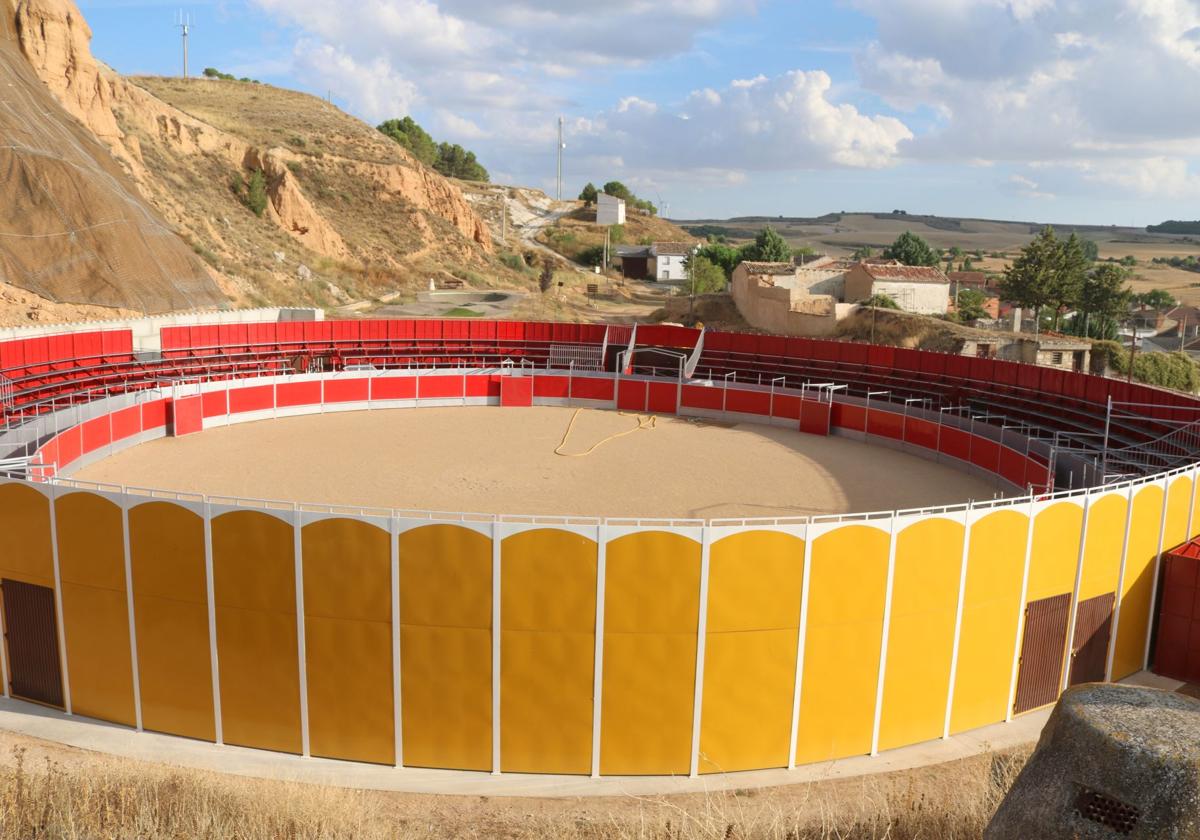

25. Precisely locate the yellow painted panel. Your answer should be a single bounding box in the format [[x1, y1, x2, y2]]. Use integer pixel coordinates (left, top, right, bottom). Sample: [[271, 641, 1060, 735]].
[[0, 483, 53, 586], [303, 518, 393, 764], [211, 510, 301, 754], [501, 630, 595, 773], [1192, 475, 1200, 540], [55, 492, 134, 726], [949, 509, 1028, 735], [128, 502, 213, 741], [878, 518, 963, 753], [1164, 476, 1191, 553], [1112, 484, 1165, 680], [1026, 502, 1083, 604], [60, 583, 135, 725], [399, 525, 491, 629], [706, 531, 804, 632], [795, 525, 889, 765], [698, 530, 803, 773], [699, 629, 796, 773], [601, 531, 700, 775], [603, 532, 701, 634], [500, 529, 595, 774], [398, 524, 491, 771], [1079, 493, 1127, 603], [400, 625, 492, 771]]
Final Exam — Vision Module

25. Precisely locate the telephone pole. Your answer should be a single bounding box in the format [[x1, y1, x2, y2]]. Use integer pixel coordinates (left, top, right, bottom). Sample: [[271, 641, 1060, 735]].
[[556, 116, 565, 201], [176, 10, 191, 79]]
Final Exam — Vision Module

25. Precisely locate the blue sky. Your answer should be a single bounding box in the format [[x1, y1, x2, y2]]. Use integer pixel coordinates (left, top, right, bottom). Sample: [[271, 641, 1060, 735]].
[[78, 0, 1200, 225]]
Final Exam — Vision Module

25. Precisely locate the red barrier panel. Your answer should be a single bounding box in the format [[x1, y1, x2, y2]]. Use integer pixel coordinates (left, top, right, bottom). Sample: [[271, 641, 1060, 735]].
[[969, 437, 1001, 472], [533, 375, 570, 399], [647, 381, 678, 414], [57, 426, 82, 468], [465, 374, 502, 398], [202, 390, 228, 418], [999, 447, 1028, 488], [229, 385, 274, 414], [799, 400, 831, 436], [141, 399, 169, 431], [939, 426, 971, 462], [570, 376, 614, 402], [110, 406, 142, 443], [867, 407, 904, 440], [725, 387, 770, 416], [903, 417, 939, 451], [171, 395, 204, 437], [771, 393, 802, 421], [276, 381, 322, 408], [325, 378, 370, 404], [371, 377, 416, 401], [617, 379, 647, 412], [418, 375, 464, 400], [500, 376, 533, 407], [81, 416, 111, 454], [1152, 541, 1200, 682], [681, 383, 723, 411], [832, 402, 866, 432]]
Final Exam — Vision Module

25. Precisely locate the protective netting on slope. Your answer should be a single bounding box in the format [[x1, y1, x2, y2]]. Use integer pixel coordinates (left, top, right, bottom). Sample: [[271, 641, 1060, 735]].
[[0, 6, 223, 314]]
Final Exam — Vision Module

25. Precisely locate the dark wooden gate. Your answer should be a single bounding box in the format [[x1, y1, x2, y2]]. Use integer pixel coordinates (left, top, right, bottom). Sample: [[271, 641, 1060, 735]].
[[1069, 592, 1115, 687], [2, 579, 64, 708], [1013, 593, 1071, 715]]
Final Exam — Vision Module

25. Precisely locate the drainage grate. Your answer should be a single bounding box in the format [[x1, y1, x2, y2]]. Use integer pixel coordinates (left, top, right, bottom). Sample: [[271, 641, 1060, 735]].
[[1074, 787, 1141, 836]]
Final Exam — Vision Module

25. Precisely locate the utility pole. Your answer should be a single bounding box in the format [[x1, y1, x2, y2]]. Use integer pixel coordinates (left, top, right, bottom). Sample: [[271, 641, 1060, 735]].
[[176, 10, 191, 79], [556, 116, 565, 201]]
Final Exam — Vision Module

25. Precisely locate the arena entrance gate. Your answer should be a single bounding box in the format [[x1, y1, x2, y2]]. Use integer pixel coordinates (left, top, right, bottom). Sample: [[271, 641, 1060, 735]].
[[1013, 593, 1071, 714], [1, 579, 64, 708], [1068, 592, 1115, 686]]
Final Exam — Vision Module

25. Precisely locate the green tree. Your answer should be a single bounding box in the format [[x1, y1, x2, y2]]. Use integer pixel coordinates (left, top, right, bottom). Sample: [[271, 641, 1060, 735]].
[[998, 226, 1060, 331], [697, 242, 742, 278], [864, 293, 900, 309], [602, 181, 633, 202], [1133, 289, 1177, 309], [685, 254, 727, 294], [851, 245, 875, 261], [377, 117, 437, 165], [956, 288, 989, 321], [1079, 237, 1100, 262], [884, 231, 939, 266], [609, 224, 624, 245], [1046, 232, 1089, 330], [1076, 263, 1132, 339], [434, 143, 489, 181], [579, 183, 598, 204], [246, 169, 268, 217], [742, 226, 792, 263]]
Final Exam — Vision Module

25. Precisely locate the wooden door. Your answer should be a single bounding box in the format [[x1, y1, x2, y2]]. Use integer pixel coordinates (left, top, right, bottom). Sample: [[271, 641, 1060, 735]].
[[1013, 593, 1071, 714], [2, 579, 64, 708], [1069, 593, 1115, 686]]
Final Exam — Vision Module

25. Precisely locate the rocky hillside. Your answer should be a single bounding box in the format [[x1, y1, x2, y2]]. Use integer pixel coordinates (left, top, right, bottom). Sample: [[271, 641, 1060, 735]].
[[4, 0, 519, 318], [0, 0, 222, 316]]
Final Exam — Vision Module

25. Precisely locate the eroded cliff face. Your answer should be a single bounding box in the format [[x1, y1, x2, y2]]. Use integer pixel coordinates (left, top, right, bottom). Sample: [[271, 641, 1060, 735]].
[[11, 0, 492, 295], [0, 0, 222, 314]]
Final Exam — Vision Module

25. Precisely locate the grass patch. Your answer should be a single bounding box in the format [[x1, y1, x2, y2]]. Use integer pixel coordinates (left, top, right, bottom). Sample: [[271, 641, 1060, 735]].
[[443, 306, 483, 317]]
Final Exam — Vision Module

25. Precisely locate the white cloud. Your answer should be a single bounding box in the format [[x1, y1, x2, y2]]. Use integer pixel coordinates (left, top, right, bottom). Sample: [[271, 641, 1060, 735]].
[[291, 41, 419, 123], [1071, 157, 1200, 199], [1008, 173, 1054, 200]]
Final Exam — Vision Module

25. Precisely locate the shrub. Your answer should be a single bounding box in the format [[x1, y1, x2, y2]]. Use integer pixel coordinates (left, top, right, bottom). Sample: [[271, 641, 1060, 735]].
[[863, 293, 900, 309], [246, 169, 268, 217], [577, 245, 606, 267]]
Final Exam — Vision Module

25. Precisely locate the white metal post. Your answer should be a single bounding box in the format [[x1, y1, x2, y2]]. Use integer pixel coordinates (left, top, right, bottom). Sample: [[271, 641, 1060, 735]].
[[1106, 480, 1138, 682], [203, 499, 223, 743], [293, 505, 310, 758], [688, 526, 712, 777], [942, 503, 973, 739], [1142, 476, 1172, 669], [1061, 493, 1092, 693], [491, 521, 502, 775], [590, 524, 607, 778], [787, 526, 815, 769], [870, 515, 899, 755], [1005, 497, 1037, 721], [391, 514, 403, 767], [47, 483, 72, 714], [121, 500, 143, 731]]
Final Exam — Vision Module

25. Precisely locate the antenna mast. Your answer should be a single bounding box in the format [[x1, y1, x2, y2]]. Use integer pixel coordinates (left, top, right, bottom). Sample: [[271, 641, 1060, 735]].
[[556, 116, 565, 201], [176, 10, 191, 79]]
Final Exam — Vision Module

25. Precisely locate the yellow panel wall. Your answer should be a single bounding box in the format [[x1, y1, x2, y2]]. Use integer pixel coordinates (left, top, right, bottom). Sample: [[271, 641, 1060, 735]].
[[55, 492, 135, 726], [1164, 476, 1192, 553], [601, 531, 700, 775], [795, 524, 889, 765], [699, 530, 803, 773], [1112, 484, 1165, 680], [1079, 493, 1127, 603], [128, 502, 214, 742], [0, 483, 53, 586], [878, 518, 963, 752], [1026, 502, 1083, 604], [949, 509, 1028, 734], [1192, 473, 1200, 540], [398, 524, 492, 771], [501, 529, 596, 774], [211, 510, 302, 754], [303, 518, 393, 765]]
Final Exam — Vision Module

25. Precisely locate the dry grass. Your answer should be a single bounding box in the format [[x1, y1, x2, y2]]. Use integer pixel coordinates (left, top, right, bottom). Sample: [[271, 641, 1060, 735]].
[[0, 733, 1030, 840]]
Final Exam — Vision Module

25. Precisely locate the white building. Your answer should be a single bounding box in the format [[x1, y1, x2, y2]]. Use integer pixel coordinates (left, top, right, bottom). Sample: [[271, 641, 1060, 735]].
[[843, 262, 951, 316], [616, 242, 697, 283], [596, 192, 626, 225]]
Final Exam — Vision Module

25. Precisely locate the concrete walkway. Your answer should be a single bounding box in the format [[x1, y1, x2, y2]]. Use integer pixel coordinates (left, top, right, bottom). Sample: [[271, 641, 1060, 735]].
[[0, 672, 1170, 797]]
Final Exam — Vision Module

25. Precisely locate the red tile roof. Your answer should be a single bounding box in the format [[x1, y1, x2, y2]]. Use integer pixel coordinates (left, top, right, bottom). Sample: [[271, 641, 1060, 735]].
[[859, 263, 950, 285]]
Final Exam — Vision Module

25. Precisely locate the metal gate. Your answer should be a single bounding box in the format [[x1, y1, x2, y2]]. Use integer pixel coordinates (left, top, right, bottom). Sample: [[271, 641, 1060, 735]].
[[1069, 592, 1115, 687], [1, 579, 63, 708], [1013, 593, 1071, 715]]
